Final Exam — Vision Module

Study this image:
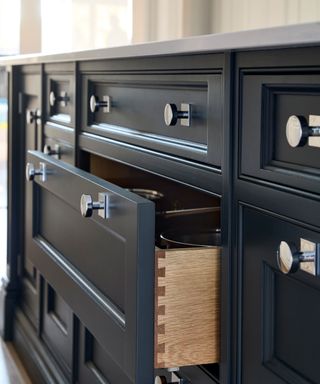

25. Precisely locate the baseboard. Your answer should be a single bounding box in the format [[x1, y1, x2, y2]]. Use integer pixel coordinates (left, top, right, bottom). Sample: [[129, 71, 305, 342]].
[[13, 308, 68, 384], [0, 276, 19, 341]]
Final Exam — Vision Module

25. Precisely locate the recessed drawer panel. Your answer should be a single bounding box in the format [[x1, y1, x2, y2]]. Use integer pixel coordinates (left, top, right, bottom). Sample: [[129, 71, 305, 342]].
[[45, 70, 74, 127], [240, 71, 320, 194], [41, 282, 73, 381], [81, 73, 223, 166], [154, 246, 220, 369], [43, 136, 74, 165], [25, 150, 154, 384], [241, 206, 320, 384], [20, 258, 39, 329], [77, 324, 131, 384]]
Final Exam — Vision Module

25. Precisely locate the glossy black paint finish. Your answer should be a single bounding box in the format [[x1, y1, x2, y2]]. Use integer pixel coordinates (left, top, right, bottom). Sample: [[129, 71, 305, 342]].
[[239, 206, 320, 384], [20, 67, 42, 332], [44, 62, 75, 128], [240, 70, 320, 195], [26, 150, 155, 383], [234, 47, 320, 384], [4, 44, 320, 384], [81, 71, 223, 165]]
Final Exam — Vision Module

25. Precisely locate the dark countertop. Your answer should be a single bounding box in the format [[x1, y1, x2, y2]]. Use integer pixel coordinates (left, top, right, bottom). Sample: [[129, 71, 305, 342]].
[[1, 22, 320, 65]]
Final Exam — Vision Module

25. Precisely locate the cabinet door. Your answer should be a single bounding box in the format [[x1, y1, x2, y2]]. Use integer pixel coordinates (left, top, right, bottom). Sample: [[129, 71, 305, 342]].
[[22, 69, 42, 329], [240, 206, 320, 384], [25, 150, 155, 384]]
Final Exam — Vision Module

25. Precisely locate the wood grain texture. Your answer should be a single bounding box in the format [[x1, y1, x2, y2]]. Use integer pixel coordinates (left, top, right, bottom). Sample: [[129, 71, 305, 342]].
[[154, 246, 220, 368]]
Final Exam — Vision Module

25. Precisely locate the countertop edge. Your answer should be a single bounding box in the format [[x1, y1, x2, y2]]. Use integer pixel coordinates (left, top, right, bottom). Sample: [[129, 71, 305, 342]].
[[1, 22, 320, 66]]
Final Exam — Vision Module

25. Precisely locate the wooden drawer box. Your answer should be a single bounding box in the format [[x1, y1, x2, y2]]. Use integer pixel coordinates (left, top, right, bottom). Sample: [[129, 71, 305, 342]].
[[155, 247, 220, 369]]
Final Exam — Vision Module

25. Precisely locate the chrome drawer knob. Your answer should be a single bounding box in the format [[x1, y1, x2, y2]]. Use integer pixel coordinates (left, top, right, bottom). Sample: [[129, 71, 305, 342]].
[[49, 91, 69, 107], [164, 103, 191, 126], [154, 377, 167, 384], [26, 109, 41, 124], [154, 375, 188, 384], [26, 162, 47, 182], [90, 95, 111, 113], [80, 193, 110, 219], [44, 144, 61, 158], [286, 115, 320, 147], [277, 241, 315, 274]]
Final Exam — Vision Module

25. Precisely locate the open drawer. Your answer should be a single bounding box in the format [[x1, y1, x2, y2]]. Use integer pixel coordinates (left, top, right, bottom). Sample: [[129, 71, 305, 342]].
[[25, 150, 220, 383], [155, 246, 220, 369]]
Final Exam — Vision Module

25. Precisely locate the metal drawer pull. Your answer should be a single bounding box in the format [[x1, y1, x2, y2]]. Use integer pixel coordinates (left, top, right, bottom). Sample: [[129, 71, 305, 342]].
[[277, 240, 316, 274], [90, 95, 111, 113], [26, 109, 41, 124], [154, 374, 190, 384], [25, 162, 47, 182], [286, 115, 320, 147], [80, 193, 111, 219], [44, 144, 61, 158], [49, 91, 69, 107], [164, 103, 191, 127]]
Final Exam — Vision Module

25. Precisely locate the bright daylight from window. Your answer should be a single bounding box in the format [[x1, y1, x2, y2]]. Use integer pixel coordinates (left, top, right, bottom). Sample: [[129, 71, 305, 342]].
[[0, 0, 19, 278], [41, 0, 133, 53]]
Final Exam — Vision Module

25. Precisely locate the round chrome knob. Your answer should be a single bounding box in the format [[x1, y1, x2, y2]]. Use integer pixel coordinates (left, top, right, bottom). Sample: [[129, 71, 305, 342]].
[[49, 91, 56, 107], [277, 241, 315, 274], [89, 95, 110, 113], [49, 91, 69, 107], [286, 115, 320, 148], [80, 194, 106, 218], [164, 103, 190, 126], [26, 109, 41, 124], [25, 162, 47, 182], [154, 377, 167, 384], [26, 110, 35, 124], [26, 163, 36, 181], [286, 115, 309, 147], [44, 144, 60, 157], [80, 194, 94, 217]]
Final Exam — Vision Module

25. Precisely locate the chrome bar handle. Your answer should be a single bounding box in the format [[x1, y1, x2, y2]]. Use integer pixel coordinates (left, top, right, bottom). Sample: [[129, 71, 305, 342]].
[[164, 103, 191, 126], [277, 241, 316, 274], [286, 115, 320, 147], [80, 193, 111, 219], [26, 162, 47, 182], [49, 91, 69, 107], [44, 144, 61, 158], [90, 95, 111, 113]]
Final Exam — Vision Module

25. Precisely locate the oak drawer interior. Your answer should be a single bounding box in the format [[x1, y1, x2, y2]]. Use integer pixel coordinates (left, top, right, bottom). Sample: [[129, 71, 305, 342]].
[[86, 153, 221, 374], [155, 246, 220, 369]]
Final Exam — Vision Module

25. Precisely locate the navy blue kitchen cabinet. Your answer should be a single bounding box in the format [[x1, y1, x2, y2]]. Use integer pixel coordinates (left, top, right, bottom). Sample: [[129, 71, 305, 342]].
[[2, 23, 320, 384]]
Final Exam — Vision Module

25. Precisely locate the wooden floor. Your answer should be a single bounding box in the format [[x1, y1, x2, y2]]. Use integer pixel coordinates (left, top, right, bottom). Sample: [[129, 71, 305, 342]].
[[0, 339, 31, 384]]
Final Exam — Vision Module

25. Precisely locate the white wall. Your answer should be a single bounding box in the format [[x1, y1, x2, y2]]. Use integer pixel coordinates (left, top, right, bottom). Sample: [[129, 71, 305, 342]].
[[4, 0, 320, 54], [132, 0, 320, 43], [211, 0, 320, 33]]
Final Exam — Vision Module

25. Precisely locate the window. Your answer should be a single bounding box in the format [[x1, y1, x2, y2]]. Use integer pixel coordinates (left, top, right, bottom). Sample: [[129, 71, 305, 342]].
[[41, 0, 132, 53]]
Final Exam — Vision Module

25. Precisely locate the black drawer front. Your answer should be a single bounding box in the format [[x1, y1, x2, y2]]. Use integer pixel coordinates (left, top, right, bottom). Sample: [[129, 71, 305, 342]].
[[41, 282, 73, 380], [240, 71, 320, 194], [45, 72, 74, 127], [44, 136, 74, 165], [81, 73, 223, 166], [26, 150, 154, 384], [20, 259, 39, 328], [77, 323, 131, 384], [240, 206, 320, 384]]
